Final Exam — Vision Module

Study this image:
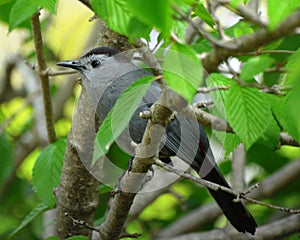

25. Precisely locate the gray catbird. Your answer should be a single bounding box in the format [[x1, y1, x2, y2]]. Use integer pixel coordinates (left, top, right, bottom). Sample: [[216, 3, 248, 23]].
[[57, 46, 257, 235]]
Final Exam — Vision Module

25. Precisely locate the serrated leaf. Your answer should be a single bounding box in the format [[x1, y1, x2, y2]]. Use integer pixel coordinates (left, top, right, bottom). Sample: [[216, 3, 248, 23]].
[[286, 67, 300, 142], [214, 131, 241, 157], [257, 115, 280, 149], [206, 73, 235, 114], [240, 56, 274, 82], [92, 76, 154, 165], [128, 0, 171, 35], [268, 94, 299, 142], [9, 0, 39, 31], [9, 203, 49, 239], [207, 73, 235, 99], [163, 43, 203, 103], [91, 0, 131, 35], [225, 85, 272, 149], [171, 18, 189, 43], [32, 139, 66, 208], [267, 0, 300, 30]]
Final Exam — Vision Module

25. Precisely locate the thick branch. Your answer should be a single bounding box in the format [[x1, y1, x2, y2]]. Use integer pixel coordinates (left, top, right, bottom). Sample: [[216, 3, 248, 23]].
[[231, 144, 246, 191], [30, 12, 56, 143], [202, 10, 300, 73], [99, 90, 174, 240], [55, 87, 99, 238]]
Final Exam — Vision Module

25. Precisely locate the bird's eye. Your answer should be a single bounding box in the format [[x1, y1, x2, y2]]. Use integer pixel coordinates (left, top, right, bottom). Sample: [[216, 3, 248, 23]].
[[91, 60, 101, 68]]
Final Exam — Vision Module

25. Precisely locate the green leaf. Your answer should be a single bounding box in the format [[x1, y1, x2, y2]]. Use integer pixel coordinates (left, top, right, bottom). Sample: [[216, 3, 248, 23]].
[[230, 0, 249, 8], [240, 56, 274, 82], [206, 73, 235, 113], [193, 2, 214, 28], [91, 0, 131, 35], [267, 0, 300, 30], [286, 66, 300, 142], [45, 237, 60, 240], [127, 16, 152, 40], [9, 203, 49, 239], [268, 94, 299, 142], [0, 0, 13, 6], [163, 43, 203, 103], [9, 0, 38, 31], [234, 21, 254, 38], [225, 85, 272, 149], [32, 139, 66, 208], [214, 131, 241, 157], [286, 48, 300, 74], [128, 0, 171, 35], [257, 115, 280, 149], [92, 76, 154, 165], [207, 73, 235, 98], [171, 18, 189, 43], [66, 236, 89, 240], [36, 0, 57, 13]]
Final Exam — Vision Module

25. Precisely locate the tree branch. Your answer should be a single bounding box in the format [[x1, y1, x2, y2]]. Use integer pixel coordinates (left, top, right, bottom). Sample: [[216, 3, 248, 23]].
[[156, 158, 300, 238], [99, 90, 175, 240], [55, 87, 99, 238], [30, 12, 56, 143], [202, 10, 300, 73], [231, 144, 246, 191]]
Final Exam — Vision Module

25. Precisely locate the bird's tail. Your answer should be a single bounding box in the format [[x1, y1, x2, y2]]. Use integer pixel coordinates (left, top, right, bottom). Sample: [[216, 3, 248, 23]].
[[202, 166, 257, 235]]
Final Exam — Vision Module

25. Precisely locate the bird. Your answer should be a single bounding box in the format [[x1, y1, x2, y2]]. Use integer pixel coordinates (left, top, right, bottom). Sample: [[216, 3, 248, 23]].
[[57, 46, 257, 235]]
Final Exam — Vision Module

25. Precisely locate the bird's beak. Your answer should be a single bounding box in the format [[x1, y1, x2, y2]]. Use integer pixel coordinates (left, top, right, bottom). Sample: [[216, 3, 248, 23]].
[[57, 60, 86, 70]]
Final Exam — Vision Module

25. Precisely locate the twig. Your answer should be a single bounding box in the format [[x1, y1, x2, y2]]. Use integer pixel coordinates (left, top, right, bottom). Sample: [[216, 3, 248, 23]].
[[30, 12, 56, 143], [207, 1, 227, 40], [156, 159, 300, 238], [120, 232, 142, 239], [65, 212, 100, 232], [172, 4, 235, 49], [134, 40, 164, 80], [243, 183, 260, 195], [197, 86, 229, 93], [236, 50, 295, 56], [218, 0, 267, 28], [193, 100, 214, 108], [279, 132, 299, 147], [65, 208, 143, 239], [43, 68, 77, 76], [242, 196, 300, 214], [154, 159, 300, 214]]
